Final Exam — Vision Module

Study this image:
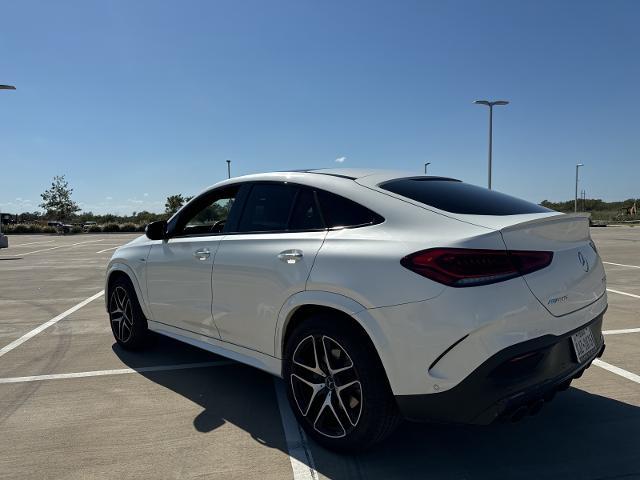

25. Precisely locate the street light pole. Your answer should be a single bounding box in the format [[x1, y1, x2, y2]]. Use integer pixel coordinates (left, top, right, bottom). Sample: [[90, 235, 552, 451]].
[[575, 163, 584, 212], [424, 162, 431, 175], [474, 100, 509, 190], [226, 160, 231, 179], [0, 85, 16, 240]]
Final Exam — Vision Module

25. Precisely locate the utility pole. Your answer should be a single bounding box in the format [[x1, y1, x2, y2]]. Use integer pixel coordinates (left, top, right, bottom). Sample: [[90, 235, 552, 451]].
[[226, 160, 231, 179], [474, 100, 509, 189], [424, 162, 431, 175], [575, 163, 584, 212], [0, 85, 16, 247]]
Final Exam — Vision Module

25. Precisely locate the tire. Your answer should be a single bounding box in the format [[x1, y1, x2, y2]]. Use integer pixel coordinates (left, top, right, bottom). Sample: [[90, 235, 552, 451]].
[[283, 313, 401, 453], [108, 276, 149, 350]]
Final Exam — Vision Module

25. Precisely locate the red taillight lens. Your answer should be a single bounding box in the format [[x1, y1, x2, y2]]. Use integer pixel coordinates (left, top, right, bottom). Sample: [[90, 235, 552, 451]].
[[401, 248, 553, 287]]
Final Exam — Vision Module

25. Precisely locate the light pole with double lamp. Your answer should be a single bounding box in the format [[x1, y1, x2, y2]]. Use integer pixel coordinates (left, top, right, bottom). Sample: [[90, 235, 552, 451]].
[[0, 85, 16, 247], [474, 100, 509, 190], [575, 163, 584, 213]]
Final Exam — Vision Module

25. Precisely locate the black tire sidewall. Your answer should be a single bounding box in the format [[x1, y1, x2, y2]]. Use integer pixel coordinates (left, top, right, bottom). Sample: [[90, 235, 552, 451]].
[[283, 314, 398, 452], [108, 277, 148, 350]]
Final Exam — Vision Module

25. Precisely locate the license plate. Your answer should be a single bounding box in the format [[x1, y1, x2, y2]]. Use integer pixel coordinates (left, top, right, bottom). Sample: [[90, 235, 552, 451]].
[[571, 327, 597, 363]]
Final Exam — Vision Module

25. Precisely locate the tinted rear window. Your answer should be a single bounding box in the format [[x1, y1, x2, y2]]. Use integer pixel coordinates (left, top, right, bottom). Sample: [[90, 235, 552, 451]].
[[379, 178, 551, 215], [238, 184, 297, 232], [289, 189, 324, 231], [316, 190, 383, 228]]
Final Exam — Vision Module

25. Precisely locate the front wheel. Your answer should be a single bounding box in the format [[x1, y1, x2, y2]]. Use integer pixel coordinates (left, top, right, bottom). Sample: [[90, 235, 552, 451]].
[[283, 314, 400, 452], [108, 276, 148, 350]]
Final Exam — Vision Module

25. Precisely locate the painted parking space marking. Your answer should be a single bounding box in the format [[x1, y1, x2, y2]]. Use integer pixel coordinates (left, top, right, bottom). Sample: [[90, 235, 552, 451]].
[[274, 378, 318, 480], [603, 261, 640, 269], [0, 239, 105, 257], [0, 291, 105, 359], [0, 361, 234, 384], [607, 288, 640, 300], [96, 246, 121, 253], [593, 359, 640, 385], [9, 240, 56, 247], [603, 328, 640, 335]]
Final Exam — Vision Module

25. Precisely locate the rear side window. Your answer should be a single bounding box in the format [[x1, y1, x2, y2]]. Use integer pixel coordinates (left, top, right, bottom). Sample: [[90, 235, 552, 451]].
[[379, 178, 551, 215], [316, 190, 383, 228], [238, 184, 297, 232], [289, 189, 324, 231]]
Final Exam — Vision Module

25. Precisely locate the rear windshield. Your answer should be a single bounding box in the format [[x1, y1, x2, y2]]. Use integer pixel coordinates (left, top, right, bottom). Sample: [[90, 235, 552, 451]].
[[379, 178, 551, 215]]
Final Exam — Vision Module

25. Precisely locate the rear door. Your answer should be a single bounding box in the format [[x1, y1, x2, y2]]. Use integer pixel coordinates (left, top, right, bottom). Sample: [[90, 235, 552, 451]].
[[212, 183, 327, 354]]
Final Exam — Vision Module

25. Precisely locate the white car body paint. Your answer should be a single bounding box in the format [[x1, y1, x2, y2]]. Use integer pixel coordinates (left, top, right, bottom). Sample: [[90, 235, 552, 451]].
[[106, 169, 608, 399]]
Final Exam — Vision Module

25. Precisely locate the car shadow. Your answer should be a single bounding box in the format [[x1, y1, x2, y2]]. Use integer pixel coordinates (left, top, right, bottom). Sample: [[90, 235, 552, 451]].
[[113, 335, 640, 480]]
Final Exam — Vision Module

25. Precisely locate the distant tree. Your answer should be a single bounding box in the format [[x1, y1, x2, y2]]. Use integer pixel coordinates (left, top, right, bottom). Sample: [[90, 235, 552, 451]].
[[39, 175, 80, 220], [165, 194, 186, 215]]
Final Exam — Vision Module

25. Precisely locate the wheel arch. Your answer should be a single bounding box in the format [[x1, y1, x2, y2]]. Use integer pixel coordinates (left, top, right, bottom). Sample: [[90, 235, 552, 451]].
[[275, 291, 392, 383], [105, 263, 152, 319]]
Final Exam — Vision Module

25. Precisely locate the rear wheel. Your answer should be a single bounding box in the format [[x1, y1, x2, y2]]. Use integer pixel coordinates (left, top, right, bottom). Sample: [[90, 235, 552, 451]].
[[108, 276, 148, 350], [283, 314, 400, 452]]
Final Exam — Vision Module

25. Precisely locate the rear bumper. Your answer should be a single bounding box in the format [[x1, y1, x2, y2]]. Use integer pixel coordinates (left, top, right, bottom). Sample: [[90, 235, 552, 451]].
[[395, 312, 606, 425]]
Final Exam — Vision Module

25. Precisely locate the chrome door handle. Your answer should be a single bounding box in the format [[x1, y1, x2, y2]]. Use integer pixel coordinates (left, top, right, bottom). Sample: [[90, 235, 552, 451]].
[[194, 248, 211, 260], [278, 249, 303, 264]]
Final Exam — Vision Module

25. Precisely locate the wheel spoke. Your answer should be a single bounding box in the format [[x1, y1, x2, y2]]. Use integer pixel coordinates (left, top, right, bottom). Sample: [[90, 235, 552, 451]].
[[292, 335, 326, 378], [313, 391, 346, 438], [290, 374, 325, 416], [322, 336, 354, 376], [335, 380, 363, 426], [116, 287, 126, 310]]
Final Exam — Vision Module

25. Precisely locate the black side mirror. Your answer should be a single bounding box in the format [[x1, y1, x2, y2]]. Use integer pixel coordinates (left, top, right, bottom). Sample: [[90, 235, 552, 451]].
[[145, 220, 167, 240]]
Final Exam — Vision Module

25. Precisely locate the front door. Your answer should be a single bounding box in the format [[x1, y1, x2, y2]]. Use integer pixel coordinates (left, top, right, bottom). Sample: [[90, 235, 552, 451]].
[[146, 186, 238, 337]]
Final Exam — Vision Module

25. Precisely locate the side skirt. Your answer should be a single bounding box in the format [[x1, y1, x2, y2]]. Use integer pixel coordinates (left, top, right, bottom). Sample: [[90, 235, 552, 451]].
[[147, 320, 283, 378]]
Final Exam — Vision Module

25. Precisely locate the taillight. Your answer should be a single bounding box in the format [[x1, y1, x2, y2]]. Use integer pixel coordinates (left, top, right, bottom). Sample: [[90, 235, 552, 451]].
[[400, 248, 553, 287]]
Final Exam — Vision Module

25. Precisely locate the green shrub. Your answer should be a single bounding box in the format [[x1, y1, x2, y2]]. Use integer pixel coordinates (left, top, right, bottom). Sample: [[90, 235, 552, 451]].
[[136, 224, 146, 232], [6, 224, 43, 233], [71, 226, 83, 234], [41, 226, 56, 234], [88, 225, 102, 233], [7, 224, 28, 233], [119, 223, 138, 232], [102, 223, 121, 232]]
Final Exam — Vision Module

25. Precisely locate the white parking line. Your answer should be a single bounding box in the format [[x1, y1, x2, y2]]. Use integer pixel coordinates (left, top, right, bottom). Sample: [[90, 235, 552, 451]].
[[603, 261, 640, 269], [603, 328, 640, 335], [10, 240, 56, 247], [96, 246, 121, 253], [607, 288, 640, 300], [0, 361, 235, 384], [0, 239, 104, 257], [0, 291, 105, 359], [274, 378, 318, 480], [593, 359, 640, 384]]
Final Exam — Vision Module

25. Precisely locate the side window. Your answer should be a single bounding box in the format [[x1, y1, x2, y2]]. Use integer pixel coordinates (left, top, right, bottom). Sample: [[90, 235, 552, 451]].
[[238, 183, 297, 232], [174, 187, 237, 236], [289, 189, 324, 231], [316, 190, 382, 228]]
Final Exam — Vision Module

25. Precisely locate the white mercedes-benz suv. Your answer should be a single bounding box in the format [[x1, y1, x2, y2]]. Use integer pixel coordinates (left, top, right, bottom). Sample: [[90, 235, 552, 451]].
[[105, 168, 607, 452]]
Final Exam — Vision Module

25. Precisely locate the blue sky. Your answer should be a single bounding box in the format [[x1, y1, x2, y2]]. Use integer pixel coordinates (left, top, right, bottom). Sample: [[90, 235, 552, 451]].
[[1, 0, 638, 214]]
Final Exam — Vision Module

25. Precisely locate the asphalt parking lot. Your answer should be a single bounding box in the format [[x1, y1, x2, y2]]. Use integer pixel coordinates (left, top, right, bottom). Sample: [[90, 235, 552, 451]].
[[1, 229, 639, 480]]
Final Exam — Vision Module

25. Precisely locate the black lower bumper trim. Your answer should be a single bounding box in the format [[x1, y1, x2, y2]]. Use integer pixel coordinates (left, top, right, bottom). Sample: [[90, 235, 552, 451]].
[[396, 312, 605, 425]]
